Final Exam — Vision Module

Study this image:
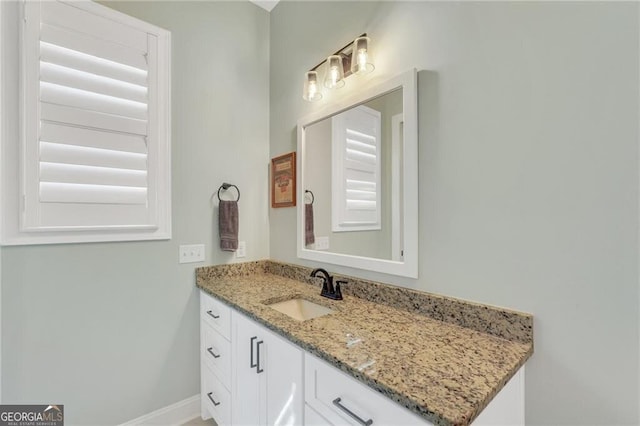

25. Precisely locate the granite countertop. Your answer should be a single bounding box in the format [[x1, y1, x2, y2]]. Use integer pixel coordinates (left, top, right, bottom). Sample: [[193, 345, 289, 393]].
[[196, 261, 533, 426]]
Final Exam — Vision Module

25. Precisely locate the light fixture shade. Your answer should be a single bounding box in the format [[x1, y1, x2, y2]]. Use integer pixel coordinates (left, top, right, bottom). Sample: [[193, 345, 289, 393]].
[[323, 55, 345, 89], [303, 71, 322, 102], [351, 36, 375, 75]]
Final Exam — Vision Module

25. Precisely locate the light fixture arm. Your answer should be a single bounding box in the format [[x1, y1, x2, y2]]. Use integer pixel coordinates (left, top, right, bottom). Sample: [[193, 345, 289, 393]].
[[308, 32, 367, 76]]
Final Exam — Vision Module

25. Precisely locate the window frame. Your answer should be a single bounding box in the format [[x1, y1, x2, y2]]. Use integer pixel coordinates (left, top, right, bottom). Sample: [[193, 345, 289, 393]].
[[331, 104, 382, 233], [1, 0, 171, 245]]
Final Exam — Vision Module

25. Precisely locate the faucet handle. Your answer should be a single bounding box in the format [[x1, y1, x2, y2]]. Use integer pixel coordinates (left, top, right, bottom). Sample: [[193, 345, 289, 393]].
[[334, 280, 346, 300]]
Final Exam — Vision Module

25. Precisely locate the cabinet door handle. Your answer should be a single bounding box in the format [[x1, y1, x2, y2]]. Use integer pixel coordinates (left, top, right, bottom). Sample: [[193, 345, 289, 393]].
[[207, 347, 220, 359], [206, 310, 220, 319], [256, 340, 264, 374], [250, 336, 258, 368], [332, 398, 373, 426], [207, 392, 221, 407]]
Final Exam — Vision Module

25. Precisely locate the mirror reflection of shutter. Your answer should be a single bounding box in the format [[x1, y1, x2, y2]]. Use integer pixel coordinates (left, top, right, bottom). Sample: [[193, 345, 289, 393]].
[[332, 105, 382, 232], [23, 0, 159, 231]]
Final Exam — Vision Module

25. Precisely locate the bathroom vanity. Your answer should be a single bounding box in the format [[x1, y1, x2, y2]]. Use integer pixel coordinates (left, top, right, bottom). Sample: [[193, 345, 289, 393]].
[[196, 261, 533, 426]]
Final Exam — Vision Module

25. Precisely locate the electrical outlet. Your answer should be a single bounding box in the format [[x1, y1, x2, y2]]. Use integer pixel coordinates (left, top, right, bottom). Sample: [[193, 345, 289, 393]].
[[179, 244, 205, 263], [236, 241, 246, 258], [315, 236, 329, 250]]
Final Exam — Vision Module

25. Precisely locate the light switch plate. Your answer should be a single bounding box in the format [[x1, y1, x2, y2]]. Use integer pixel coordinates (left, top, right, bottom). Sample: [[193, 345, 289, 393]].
[[179, 244, 205, 263], [236, 241, 246, 258], [315, 236, 329, 250]]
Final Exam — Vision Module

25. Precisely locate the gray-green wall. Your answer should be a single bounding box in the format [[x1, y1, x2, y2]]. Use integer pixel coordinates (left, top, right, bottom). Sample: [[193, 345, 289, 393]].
[[269, 2, 639, 424], [1, 1, 270, 424], [2, 1, 639, 425]]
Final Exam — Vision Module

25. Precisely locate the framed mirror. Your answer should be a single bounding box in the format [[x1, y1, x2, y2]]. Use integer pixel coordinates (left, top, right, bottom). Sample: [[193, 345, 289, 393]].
[[296, 69, 418, 278]]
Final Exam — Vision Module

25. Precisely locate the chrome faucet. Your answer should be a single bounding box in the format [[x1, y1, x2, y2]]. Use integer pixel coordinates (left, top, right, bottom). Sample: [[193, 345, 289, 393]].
[[310, 268, 343, 300]]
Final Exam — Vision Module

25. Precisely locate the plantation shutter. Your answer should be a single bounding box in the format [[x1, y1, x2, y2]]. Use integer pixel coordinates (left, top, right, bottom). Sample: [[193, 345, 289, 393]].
[[21, 0, 170, 235], [332, 105, 382, 232]]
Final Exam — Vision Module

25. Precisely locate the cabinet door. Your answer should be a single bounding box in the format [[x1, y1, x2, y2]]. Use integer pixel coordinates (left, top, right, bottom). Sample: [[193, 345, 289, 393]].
[[232, 311, 303, 426], [232, 312, 264, 425], [264, 329, 303, 425]]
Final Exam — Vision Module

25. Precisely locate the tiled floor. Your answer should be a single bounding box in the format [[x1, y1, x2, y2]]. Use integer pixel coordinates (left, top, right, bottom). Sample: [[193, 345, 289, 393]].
[[181, 417, 216, 426]]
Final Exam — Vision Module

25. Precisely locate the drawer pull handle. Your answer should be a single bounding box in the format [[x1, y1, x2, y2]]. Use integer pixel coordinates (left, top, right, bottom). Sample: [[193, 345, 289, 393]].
[[250, 336, 258, 368], [332, 398, 373, 426], [256, 340, 264, 374], [206, 310, 220, 319], [207, 392, 221, 407], [207, 347, 221, 359]]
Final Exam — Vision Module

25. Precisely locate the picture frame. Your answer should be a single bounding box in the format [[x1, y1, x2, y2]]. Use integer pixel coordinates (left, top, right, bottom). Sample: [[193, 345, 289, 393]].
[[271, 152, 296, 208]]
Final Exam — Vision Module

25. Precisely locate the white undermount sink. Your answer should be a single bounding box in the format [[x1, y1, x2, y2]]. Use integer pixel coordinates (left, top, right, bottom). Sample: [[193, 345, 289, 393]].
[[267, 298, 334, 321]]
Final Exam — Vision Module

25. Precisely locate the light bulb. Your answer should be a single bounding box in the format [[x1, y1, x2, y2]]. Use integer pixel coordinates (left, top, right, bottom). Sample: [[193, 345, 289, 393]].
[[303, 71, 322, 101], [308, 80, 318, 98], [324, 55, 345, 89], [357, 50, 368, 73], [351, 36, 374, 75], [330, 67, 339, 87]]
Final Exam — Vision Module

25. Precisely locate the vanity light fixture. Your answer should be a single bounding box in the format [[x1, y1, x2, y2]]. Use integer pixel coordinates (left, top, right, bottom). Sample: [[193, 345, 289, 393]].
[[302, 33, 374, 102]]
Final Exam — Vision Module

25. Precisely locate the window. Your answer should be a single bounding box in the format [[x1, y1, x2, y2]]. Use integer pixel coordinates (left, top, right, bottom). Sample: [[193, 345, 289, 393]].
[[4, 0, 170, 245], [331, 105, 381, 232]]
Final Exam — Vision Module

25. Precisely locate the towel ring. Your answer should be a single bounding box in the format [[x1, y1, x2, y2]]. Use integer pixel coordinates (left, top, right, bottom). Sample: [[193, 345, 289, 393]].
[[217, 183, 240, 202], [305, 190, 314, 205]]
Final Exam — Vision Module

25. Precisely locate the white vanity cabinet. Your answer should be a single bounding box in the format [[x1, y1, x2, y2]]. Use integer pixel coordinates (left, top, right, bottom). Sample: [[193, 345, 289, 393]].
[[473, 364, 524, 425], [200, 291, 304, 426], [232, 310, 304, 426], [200, 290, 524, 426]]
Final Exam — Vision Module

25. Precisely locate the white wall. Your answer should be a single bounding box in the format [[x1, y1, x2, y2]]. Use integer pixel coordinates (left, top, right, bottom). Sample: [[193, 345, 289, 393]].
[[269, 2, 639, 424], [1, 1, 270, 424]]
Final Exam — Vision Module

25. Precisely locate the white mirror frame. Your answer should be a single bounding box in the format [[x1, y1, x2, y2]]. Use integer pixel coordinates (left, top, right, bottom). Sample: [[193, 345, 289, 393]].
[[296, 69, 418, 278]]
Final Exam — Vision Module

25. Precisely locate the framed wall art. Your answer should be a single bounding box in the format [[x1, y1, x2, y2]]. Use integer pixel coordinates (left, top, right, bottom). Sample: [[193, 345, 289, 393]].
[[271, 152, 296, 208]]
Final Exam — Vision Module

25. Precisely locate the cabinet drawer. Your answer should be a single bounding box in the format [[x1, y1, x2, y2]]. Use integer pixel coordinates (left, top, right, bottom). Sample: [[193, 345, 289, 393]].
[[305, 353, 432, 426], [200, 291, 231, 340], [305, 403, 332, 426], [201, 324, 231, 389], [203, 365, 231, 426]]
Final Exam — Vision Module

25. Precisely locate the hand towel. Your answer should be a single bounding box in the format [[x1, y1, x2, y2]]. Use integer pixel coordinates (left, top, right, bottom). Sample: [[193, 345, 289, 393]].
[[219, 200, 239, 251], [305, 203, 315, 246]]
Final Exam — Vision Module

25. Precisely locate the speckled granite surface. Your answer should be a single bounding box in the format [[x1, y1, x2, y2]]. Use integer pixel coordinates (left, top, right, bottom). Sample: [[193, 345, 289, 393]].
[[196, 260, 533, 426]]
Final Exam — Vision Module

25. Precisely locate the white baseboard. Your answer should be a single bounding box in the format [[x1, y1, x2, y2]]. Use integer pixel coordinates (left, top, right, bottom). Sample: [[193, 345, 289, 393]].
[[119, 395, 201, 426]]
